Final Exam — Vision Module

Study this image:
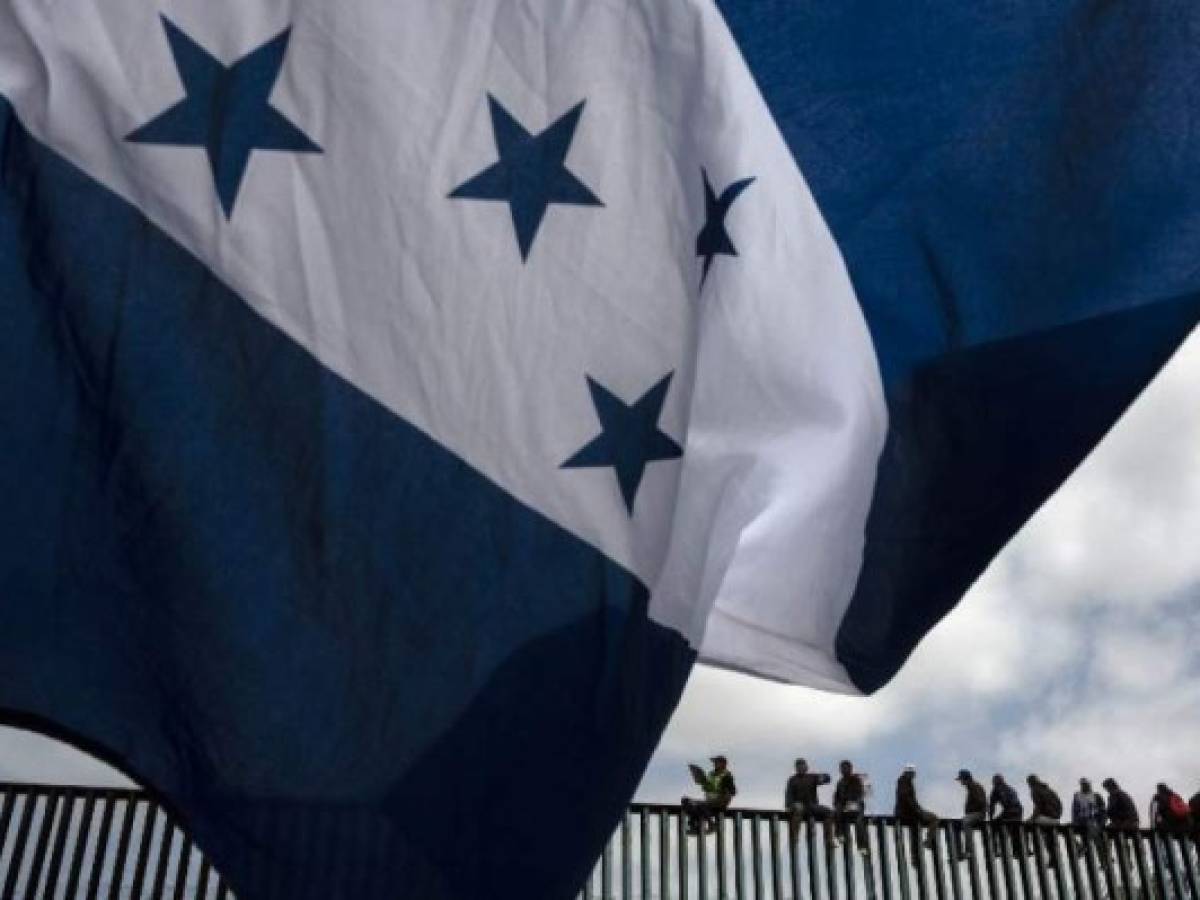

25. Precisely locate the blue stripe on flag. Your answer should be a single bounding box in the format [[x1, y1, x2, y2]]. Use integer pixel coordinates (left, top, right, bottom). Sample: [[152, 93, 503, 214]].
[[0, 97, 692, 899]]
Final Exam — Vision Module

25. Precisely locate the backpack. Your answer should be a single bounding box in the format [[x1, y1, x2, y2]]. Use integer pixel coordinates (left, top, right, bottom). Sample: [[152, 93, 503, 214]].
[[1167, 793, 1189, 819]]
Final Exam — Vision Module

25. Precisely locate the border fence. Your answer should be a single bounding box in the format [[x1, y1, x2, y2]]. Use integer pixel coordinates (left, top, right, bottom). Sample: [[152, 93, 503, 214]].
[[587, 803, 1200, 900], [0, 784, 1195, 899]]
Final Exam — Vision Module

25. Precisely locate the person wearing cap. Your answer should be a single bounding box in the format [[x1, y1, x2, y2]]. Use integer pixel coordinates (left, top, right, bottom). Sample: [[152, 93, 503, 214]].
[[895, 765, 938, 863], [1071, 778, 1107, 851], [954, 769, 988, 859], [1101, 778, 1139, 830], [832, 760, 870, 854], [682, 755, 737, 834], [785, 758, 834, 844]]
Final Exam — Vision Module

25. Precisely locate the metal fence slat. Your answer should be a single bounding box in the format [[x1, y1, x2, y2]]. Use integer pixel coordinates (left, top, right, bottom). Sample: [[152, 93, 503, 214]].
[[150, 817, 176, 899], [107, 797, 140, 900], [679, 806, 690, 900], [876, 820, 895, 900], [85, 795, 117, 900], [128, 802, 159, 899], [44, 788, 78, 900], [196, 859, 212, 900], [23, 789, 60, 898], [173, 834, 193, 900], [3, 790, 40, 900], [619, 811, 631, 900], [767, 815, 782, 900], [0, 789, 18, 874], [661, 811, 670, 900], [733, 812, 746, 900], [1114, 831, 1137, 900], [1012, 826, 1035, 900], [64, 792, 97, 900]]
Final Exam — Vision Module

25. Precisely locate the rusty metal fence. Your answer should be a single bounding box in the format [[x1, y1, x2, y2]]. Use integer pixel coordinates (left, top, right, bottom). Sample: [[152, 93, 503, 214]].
[[0, 784, 1196, 900]]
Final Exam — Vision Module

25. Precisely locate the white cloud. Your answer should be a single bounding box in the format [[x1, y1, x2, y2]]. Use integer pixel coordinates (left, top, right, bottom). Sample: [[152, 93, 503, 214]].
[[1007, 332, 1200, 608]]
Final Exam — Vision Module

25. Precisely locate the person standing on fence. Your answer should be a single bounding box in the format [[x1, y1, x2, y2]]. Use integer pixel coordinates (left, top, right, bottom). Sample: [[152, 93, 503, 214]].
[[990, 774, 1026, 855], [954, 769, 988, 860], [895, 765, 938, 864], [1026, 775, 1063, 861], [1151, 783, 1191, 838], [833, 759, 870, 856], [1072, 778, 1107, 852], [1102, 778, 1140, 830], [785, 758, 834, 845], [682, 755, 736, 834]]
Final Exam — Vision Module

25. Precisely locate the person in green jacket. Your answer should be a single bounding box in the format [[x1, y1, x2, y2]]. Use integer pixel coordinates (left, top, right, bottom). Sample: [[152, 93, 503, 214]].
[[683, 755, 737, 834]]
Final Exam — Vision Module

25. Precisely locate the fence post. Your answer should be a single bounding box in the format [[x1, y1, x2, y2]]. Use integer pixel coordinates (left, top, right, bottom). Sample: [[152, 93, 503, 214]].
[[641, 809, 652, 900], [734, 811, 746, 900], [24, 787, 63, 899], [622, 811, 633, 900]]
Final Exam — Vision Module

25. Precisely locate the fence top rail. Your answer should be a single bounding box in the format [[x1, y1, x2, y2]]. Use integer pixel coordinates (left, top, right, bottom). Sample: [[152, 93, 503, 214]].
[[0, 781, 144, 801]]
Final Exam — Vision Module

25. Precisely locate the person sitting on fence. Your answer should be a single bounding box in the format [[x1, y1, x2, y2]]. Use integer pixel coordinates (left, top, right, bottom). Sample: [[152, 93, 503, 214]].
[[832, 759, 870, 856], [785, 758, 834, 845], [895, 765, 938, 865], [1190, 792, 1200, 844], [1026, 775, 1063, 861], [1101, 778, 1140, 830], [1151, 783, 1191, 838], [989, 774, 1027, 855], [1072, 778, 1107, 850], [954, 769, 988, 860], [682, 755, 736, 834]]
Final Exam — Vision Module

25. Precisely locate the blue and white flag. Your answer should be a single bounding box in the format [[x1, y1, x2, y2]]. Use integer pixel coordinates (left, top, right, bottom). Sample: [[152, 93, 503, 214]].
[[0, 1, 1196, 897]]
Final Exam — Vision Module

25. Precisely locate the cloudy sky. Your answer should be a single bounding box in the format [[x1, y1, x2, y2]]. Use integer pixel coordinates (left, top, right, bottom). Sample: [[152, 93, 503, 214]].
[[2, 333, 1197, 824]]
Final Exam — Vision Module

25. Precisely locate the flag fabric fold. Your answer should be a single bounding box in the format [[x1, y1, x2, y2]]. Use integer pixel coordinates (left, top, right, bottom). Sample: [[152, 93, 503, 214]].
[[0, 1, 1196, 897]]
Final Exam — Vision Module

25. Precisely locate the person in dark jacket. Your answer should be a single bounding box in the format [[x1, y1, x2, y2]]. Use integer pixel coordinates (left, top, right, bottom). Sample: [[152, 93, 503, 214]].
[[955, 769, 988, 859], [990, 774, 1026, 855], [832, 760, 869, 855], [1151, 783, 1191, 838], [1026, 775, 1062, 860], [785, 758, 833, 844], [1102, 778, 1139, 830], [1190, 792, 1200, 844], [895, 766, 938, 863], [1027, 775, 1063, 824]]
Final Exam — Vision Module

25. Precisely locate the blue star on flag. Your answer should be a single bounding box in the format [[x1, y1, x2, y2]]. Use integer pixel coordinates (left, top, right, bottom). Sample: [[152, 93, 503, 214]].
[[127, 17, 322, 218], [696, 168, 755, 286], [563, 374, 683, 514], [450, 95, 603, 261]]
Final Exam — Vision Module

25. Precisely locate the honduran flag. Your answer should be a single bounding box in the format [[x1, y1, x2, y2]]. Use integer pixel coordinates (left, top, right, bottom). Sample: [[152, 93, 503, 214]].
[[1, 0, 1196, 897]]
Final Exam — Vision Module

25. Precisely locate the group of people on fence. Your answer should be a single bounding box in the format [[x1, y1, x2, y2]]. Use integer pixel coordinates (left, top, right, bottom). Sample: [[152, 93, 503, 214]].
[[682, 756, 1200, 863]]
